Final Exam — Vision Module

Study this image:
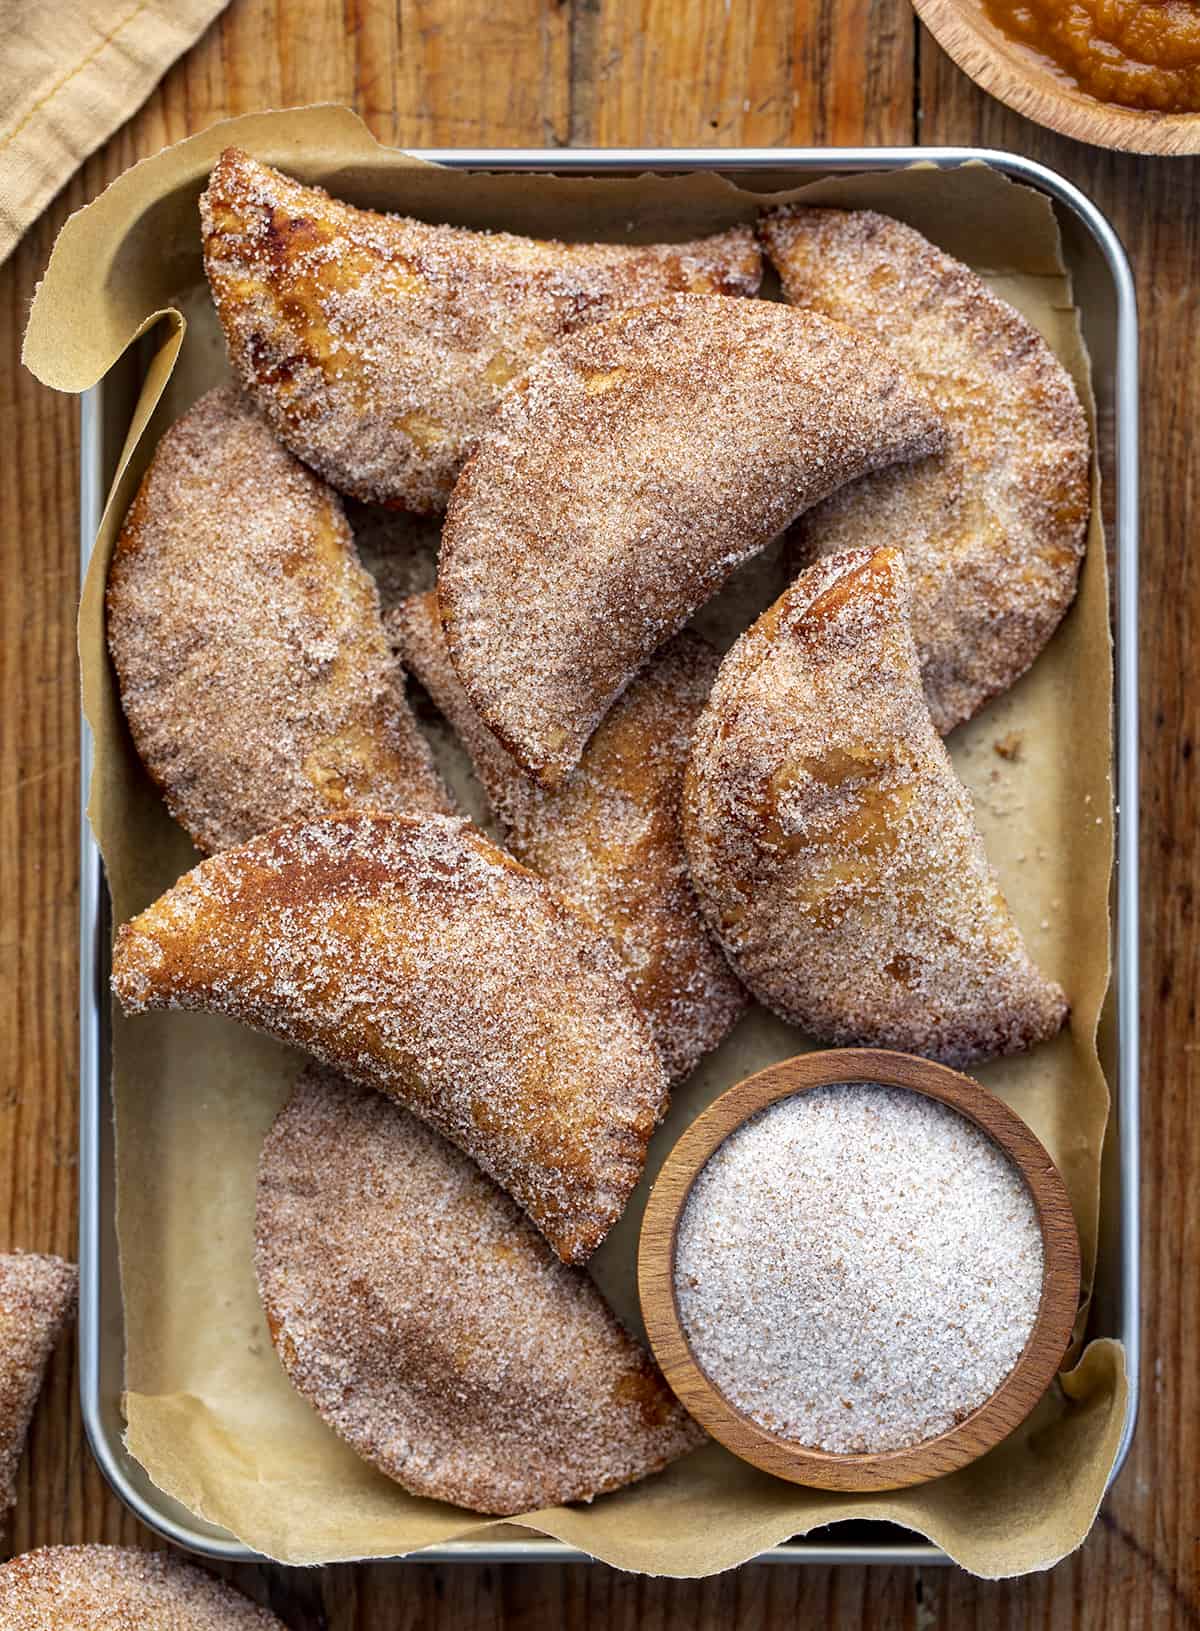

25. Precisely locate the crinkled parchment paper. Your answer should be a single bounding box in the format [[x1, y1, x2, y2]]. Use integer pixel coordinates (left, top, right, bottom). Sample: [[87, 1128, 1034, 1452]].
[[24, 106, 1126, 1577]]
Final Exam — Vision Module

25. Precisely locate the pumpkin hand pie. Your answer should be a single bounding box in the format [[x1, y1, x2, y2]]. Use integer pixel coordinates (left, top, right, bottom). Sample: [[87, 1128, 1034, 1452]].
[[257, 1065, 702, 1515], [438, 293, 946, 788], [682, 546, 1068, 1067], [0, 1254, 77, 1525], [107, 386, 451, 855], [110, 813, 668, 1264], [389, 593, 747, 1083], [759, 206, 1090, 734], [0, 1546, 288, 1627], [201, 147, 762, 513]]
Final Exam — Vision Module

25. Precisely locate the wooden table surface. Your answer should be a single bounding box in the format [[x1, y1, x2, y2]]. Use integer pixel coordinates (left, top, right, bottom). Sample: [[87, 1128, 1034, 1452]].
[[1, 2, 1194, 1625]]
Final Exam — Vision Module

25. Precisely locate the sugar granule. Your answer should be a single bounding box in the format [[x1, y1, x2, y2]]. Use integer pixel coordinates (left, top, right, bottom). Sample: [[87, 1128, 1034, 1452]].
[[674, 1083, 1044, 1454]]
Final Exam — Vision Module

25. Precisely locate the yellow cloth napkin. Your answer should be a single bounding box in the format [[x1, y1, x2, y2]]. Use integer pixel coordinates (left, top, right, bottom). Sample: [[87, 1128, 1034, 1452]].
[[0, 0, 230, 266]]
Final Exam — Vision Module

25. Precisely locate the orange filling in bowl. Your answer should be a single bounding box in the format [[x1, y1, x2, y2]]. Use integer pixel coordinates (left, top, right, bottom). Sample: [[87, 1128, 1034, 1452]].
[[983, 0, 1200, 113]]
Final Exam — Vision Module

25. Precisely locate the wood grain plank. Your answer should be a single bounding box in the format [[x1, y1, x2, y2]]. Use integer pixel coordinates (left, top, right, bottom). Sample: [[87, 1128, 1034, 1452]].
[[388, 0, 571, 147], [574, 0, 915, 146]]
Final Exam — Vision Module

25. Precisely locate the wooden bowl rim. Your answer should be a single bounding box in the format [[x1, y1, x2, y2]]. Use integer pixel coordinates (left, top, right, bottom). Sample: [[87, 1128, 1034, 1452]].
[[913, 0, 1200, 157], [638, 1048, 1082, 1492]]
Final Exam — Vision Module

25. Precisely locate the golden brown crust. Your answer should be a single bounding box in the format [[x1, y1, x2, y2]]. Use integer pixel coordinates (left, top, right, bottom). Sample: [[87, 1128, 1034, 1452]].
[[438, 293, 947, 789], [110, 813, 668, 1263], [0, 1546, 286, 1627], [200, 148, 763, 512], [759, 206, 1090, 734], [389, 594, 747, 1081], [106, 386, 451, 854], [0, 1255, 76, 1518], [256, 1065, 702, 1515], [682, 547, 1068, 1066]]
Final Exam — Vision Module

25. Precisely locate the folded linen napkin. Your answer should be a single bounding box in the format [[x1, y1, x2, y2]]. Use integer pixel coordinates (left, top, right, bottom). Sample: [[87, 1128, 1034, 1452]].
[[0, 0, 230, 265]]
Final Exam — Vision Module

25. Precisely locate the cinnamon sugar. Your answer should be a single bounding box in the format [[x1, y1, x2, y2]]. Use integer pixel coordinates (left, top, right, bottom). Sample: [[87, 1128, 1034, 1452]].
[[674, 1083, 1044, 1454]]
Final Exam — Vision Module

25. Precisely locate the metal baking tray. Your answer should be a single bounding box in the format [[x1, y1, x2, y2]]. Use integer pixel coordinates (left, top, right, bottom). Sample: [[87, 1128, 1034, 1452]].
[[78, 146, 1140, 1568]]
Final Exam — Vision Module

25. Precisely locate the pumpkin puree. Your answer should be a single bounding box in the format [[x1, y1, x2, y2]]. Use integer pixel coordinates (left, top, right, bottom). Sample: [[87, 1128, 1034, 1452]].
[[983, 0, 1200, 113]]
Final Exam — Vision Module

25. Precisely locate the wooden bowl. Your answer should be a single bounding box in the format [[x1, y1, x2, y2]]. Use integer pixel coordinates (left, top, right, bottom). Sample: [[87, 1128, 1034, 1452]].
[[914, 0, 1200, 156], [638, 1049, 1081, 1492]]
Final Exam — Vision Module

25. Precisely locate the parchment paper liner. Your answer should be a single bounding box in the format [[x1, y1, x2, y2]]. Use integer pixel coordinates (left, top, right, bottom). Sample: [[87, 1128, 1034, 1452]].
[[24, 106, 1126, 1577]]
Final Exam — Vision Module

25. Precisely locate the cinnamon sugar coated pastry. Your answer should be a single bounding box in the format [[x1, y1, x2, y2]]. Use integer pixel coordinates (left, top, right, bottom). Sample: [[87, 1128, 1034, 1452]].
[[389, 594, 747, 1081], [760, 207, 1090, 734], [682, 547, 1068, 1066], [0, 1545, 288, 1627], [201, 148, 763, 511], [107, 386, 450, 854], [438, 293, 947, 787], [257, 1066, 703, 1514], [0, 1255, 76, 1519], [110, 813, 668, 1263]]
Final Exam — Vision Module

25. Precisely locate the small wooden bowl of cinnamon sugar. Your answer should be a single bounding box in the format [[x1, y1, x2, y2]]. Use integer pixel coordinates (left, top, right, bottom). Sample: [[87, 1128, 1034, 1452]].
[[638, 1049, 1081, 1492]]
